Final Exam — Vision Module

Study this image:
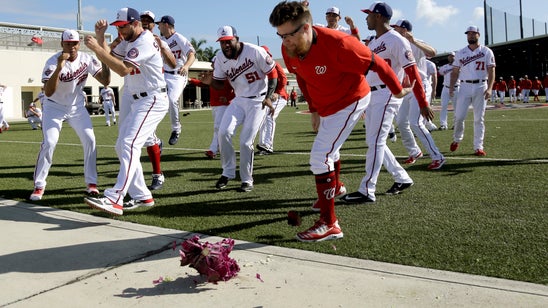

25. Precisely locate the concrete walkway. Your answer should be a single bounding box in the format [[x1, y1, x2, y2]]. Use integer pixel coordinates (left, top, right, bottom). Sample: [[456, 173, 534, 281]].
[[1, 198, 547, 307]]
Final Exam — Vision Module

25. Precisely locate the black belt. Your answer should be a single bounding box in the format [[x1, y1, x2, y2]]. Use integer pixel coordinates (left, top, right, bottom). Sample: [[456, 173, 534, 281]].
[[244, 92, 267, 99], [461, 80, 485, 84], [445, 85, 459, 88], [370, 84, 387, 92], [165, 70, 177, 75], [132, 88, 167, 100]]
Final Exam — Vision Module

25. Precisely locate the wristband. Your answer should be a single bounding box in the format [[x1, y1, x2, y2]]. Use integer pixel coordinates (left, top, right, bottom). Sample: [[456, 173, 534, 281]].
[[351, 28, 359, 35]]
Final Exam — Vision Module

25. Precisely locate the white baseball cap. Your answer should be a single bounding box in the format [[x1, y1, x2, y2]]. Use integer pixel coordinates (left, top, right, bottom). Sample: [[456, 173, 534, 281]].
[[62, 29, 80, 42], [465, 25, 480, 34], [326, 7, 340, 16], [449, 51, 456, 56], [140, 10, 155, 21], [217, 25, 237, 41]]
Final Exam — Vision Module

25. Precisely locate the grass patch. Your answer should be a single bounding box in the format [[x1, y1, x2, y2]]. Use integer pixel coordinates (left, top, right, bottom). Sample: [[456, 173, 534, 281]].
[[1, 104, 547, 284]]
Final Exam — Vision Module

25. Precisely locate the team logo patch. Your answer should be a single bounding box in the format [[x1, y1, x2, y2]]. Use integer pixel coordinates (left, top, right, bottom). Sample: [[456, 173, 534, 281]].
[[404, 50, 415, 62], [266, 55, 273, 65], [44, 68, 53, 77], [92, 58, 99, 66], [127, 47, 139, 59], [315, 65, 327, 75]]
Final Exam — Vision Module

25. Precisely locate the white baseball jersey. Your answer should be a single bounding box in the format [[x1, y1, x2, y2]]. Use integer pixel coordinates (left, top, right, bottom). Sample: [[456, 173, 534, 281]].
[[161, 32, 195, 72], [315, 23, 351, 35], [425, 59, 436, 84], [367, 29, 415, 86], [37, 91, 46, 104], [213, 42, 275, 97], [116, 31, 166, 93], [439, 63, 460, 86], [410, 39, 428, 81], [452, 45, 496, 80], [42, 52, 103, 106], [100, 87, 114, 101]]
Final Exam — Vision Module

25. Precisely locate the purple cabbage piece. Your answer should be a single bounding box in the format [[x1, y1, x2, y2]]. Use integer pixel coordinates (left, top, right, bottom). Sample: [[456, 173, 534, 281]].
[[179, 235, 240, 283]]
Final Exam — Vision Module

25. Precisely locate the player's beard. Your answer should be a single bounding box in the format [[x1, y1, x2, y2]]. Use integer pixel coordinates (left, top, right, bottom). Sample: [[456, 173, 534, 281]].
[[468, 37, 478, 45], [222, 45, 237, 59], [283, 41, 307, 59]]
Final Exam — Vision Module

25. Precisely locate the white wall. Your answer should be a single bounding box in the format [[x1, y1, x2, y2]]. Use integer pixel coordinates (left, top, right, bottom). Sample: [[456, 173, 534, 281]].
[[0, 49, 125, 121]]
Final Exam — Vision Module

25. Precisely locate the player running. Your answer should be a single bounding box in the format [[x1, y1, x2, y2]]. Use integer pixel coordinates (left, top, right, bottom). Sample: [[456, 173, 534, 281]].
[[269, 1, 413, 242]]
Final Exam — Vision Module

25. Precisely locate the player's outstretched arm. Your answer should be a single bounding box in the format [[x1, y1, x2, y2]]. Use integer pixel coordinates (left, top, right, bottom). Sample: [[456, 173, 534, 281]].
[[85, 35, 133, 77]]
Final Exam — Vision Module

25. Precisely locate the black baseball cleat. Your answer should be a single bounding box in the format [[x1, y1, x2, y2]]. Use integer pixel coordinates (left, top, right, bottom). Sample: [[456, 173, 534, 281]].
[[237, 183, 253, 192], [168, 131, 180, 145], [340, 191, 375, 204], [215, 176, 229, 190], [385, 182, 413, 195]]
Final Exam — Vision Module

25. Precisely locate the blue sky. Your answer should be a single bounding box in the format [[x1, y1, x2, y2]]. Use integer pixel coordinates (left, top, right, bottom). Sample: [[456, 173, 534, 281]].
[[0, 0, 547, 59]]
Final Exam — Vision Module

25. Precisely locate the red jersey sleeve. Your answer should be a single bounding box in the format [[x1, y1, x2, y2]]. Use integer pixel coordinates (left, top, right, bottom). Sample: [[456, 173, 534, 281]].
[[404, 65, 429, 108]]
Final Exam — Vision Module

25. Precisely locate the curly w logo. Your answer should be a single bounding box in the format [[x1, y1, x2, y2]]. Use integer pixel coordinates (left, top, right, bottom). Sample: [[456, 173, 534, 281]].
[[323, 187, 336, 200], [315, 66, 327, 75]]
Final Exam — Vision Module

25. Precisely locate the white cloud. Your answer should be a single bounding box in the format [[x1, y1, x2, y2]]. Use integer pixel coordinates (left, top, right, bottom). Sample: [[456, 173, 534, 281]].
[[473, 7, 484, 22], [392, 9, 404, 23], [416, 0, 459, 26]]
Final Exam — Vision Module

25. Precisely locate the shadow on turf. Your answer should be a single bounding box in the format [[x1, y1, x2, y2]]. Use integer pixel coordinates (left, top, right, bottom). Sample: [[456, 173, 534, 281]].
[[339, 156, 548, 175]]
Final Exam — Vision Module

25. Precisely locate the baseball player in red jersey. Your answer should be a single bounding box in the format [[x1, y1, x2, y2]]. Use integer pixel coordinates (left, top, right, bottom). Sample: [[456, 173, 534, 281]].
[[199, 26, 276, 192], [341, 2, 434, 205], [496, 76, 507, 104], [507, 76, 517, 103], [83, 7, 169, 215], [257, 45, 289, 155], [269, 1, 413, 242], [391, 19, 445, 170], [30, 29, 111, 201], [156, 15, 196, 146], [531, 76, 542, 101], [449, 26, 496, 157], [519, 75, 532, 103], [188, 57, 235, 159]]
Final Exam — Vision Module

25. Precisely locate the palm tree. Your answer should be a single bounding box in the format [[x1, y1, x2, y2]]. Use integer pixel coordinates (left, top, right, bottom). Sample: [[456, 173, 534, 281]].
[[191, 38, 219, 61]]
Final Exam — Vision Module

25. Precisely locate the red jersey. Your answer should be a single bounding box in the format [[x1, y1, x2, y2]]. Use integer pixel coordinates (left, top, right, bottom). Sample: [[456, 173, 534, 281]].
[[282, 26, 402, 116], [543, 76, 548, 88], [290, 90, 297, 100], [189, 78, 234, 107], [273, 62, 289, 100], [496, 80, 507, 92], [532, 79, 542, 90], [519, 78, 532, 90], [508, 79, 516, 89]]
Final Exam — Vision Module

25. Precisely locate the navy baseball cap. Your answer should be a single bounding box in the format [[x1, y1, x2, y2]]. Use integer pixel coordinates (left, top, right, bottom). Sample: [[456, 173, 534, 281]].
[[391, 19, 412, 31], [362, 2, 393, 19], [156, 15, 175, 26], [110, 7, 140, 26]]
